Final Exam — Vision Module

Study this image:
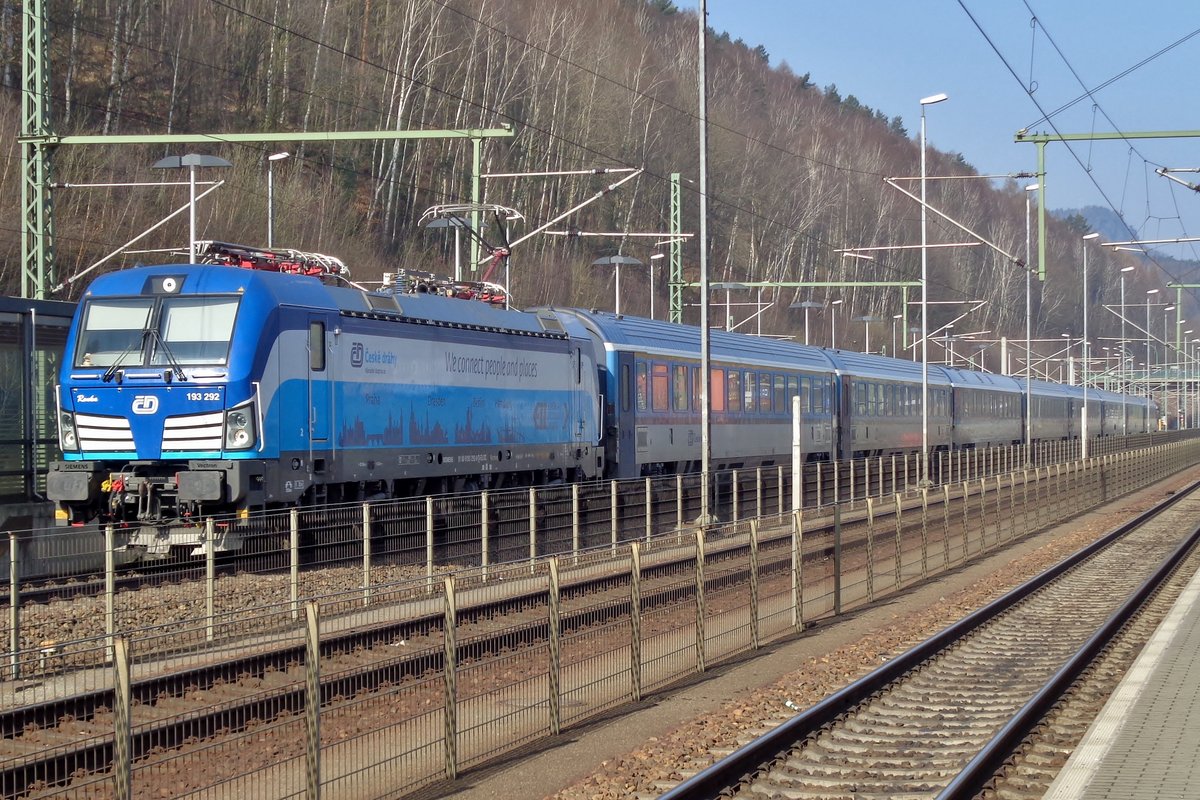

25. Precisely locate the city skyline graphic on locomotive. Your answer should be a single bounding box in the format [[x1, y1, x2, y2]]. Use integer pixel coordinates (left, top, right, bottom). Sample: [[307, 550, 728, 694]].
[[46, 241, 1157, 557]]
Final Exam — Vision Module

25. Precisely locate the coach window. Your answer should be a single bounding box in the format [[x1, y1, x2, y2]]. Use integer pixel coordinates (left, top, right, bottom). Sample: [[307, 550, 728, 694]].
[[652, 363, 669, 411], [710, 368, 726, 412], [775, 374, 787, 413], [691, 366, 701, 411], [744, 371, 757, 413], [636, 362, 649, 411], [787, 376, 799, 410], [726, 370, 742, 412], [672, 364, 689, 411], [308, 322, 325, 371]]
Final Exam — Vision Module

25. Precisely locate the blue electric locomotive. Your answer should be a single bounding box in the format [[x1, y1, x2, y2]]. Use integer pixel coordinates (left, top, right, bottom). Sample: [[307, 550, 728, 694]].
[[48, 245, 601, 555]]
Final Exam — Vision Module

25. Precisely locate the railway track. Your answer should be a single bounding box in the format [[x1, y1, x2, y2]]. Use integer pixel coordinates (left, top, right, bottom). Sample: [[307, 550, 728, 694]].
[[657, 480, 1200, 800]]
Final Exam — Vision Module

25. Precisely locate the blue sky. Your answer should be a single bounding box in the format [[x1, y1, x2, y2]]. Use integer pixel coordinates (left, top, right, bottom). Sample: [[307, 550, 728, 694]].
[[680, 1, 1200, 258]]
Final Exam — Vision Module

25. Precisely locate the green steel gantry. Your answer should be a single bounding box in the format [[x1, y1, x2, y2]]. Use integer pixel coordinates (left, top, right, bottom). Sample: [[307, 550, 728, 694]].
[[1014, 128, 1200, 285], [18, 1, 513, 299]]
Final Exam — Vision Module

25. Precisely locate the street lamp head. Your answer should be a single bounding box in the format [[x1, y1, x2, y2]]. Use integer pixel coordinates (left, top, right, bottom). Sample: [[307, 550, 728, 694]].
[[1024, 183, 1040, 192], [789, 300, 824, 310], [151, 153, 233, 170], [1121, 266, 1135, 273], [1147, 289, 1160, 295], [650, 252, 666, 260], [591, 255, 644, 267], [831, 299, 844, 306], [920, 92, 949, 106], [268, 151, 290, 162], [1082, 232, 1100, 241]]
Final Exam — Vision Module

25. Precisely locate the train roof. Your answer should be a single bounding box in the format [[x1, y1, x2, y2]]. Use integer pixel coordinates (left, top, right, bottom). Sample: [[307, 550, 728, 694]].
[[546, 309, 964, 385], [1011, 377, 1078, 398], [939, 365, 1022, 392], [548, 308, 839, 372], [824, 348, 953, 387], [81, 264, 570, 338]]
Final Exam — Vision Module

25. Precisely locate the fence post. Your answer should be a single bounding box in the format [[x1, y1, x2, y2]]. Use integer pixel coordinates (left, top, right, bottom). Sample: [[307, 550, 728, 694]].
[[443, 577, 458, 779], [676, 474, 684, 534], [529, 487, 538, 566], [792, 511, 804, 630], [961, 482, 970, 558], [113, 636, 132, 800], [206, 518, 216, 643], [749, 519, 760, 650], [942, 485, 951, 567], [610, 481, 619, 554], [304, 601, 321, 799], [994, 475, 1004, 542], [893, 493, 903, 589], [362, 503, 371, 607], [816, 462, 824, 508], [426, 497, 435, 591], [778, 465, 785, 516], [978, 478, 989, 549], [288, 509, 301, 619], [732, 469, 740, 522], [630, 544, 642, 701], [850, 459, 857, 505], [572, 484, 581, 559], [756, 467, 763, 519], [833, 500, 843, 615], [865, 498, 876, 602], [105, 524, 115, 663], [548, 558, 561, 735], [9, 531, 19, 681], [645, 478, 653, 542], [920, 488, 929, 578], [481, 491, 490, 579], [695, 529, 707, 673]]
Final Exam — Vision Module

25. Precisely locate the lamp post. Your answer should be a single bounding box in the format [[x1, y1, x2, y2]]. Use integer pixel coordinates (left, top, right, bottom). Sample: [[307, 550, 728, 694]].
[[892, 313, 903, 357], [1024, 183, 1039, 459], [1119, 265, 1134, 433], [789, 300, 823, 345], [591, 255, 644, 316], [266, 151, 290, 248], [649, 252, 665, 320], [1081, 232, 1099, 456], [1163, 304, 1176, 425], [423, 215, 471, 281], [1146, 289, 1159, 421], [151, 153, 234, 260], [830, 298, 843, 349], [919, 91, 947, 486], [854, 315, 881, 353]]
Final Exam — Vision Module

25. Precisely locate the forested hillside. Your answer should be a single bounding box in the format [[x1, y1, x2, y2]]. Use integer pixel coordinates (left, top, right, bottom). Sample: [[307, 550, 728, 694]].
[[0, 0, 1158, 359]]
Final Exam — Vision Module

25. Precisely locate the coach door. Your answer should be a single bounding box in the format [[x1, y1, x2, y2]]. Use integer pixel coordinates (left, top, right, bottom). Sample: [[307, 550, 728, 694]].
[[307, 317, 330, 448], [613, 351, 638, 479]]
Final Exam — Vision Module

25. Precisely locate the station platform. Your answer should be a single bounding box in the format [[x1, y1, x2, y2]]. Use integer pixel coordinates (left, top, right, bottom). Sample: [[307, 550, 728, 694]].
[[1046, 562, 1200, 799]]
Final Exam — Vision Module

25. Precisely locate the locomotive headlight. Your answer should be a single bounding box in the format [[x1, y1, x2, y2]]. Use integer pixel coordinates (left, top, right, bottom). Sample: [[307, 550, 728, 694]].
[[224, 403, 257, 450], [59, 411, 78, 451]]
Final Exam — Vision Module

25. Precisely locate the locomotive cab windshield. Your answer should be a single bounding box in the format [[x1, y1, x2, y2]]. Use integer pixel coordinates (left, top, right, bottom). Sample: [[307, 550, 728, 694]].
[[75, 294, 240, 370]]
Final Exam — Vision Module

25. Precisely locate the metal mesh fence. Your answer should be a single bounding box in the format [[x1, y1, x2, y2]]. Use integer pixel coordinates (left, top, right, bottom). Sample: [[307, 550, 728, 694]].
[[2, 437, 1198, 799]]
